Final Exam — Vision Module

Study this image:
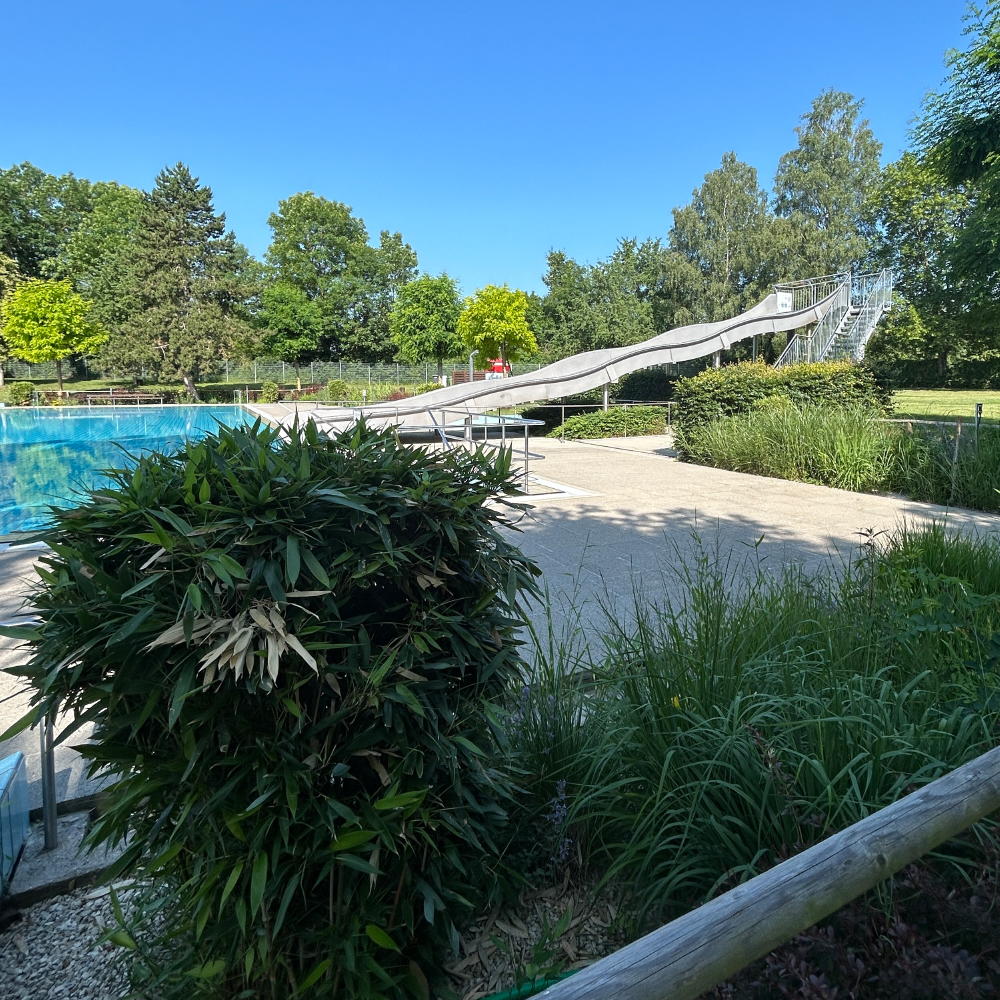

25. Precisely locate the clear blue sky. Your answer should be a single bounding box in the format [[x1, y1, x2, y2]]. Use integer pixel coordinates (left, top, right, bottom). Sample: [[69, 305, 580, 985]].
[[2, 0, 968, 295]]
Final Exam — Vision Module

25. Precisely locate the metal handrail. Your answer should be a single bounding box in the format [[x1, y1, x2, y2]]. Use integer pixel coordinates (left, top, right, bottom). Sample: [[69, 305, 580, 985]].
[[774, 275, 851, 367], [773, 272, 849, 312], [829, 268, 893, 362]]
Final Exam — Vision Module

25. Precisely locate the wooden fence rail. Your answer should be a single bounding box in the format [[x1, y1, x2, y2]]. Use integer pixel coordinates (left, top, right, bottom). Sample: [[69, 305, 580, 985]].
[[536, 744, 1000, 1000]]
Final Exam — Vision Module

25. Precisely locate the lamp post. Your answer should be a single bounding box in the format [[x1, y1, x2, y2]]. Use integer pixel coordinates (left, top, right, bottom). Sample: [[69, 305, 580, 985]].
[[468, 350, 479, 384]]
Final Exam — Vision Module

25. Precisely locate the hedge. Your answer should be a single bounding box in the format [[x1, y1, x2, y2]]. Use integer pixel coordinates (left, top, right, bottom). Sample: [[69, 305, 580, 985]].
[[672, 361, 888, 438], [548, 405, 667, 439]]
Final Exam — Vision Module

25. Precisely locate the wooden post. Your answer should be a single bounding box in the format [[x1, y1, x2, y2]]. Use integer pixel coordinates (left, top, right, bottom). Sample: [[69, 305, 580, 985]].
[[535, 744, 1000, 1000]]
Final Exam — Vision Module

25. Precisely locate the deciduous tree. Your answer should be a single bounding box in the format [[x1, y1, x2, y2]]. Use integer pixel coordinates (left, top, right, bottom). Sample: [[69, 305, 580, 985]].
[[48, 182, 144, 330], [774, 90, 883, 274], [0, 278, 106, 391], [0, 162, 93, 277], [259, 282, 323, 389], [389, 272, 463, 379], [868, 151, 978, 373], [458, 284, 537, 368], [916, 2, 1000, 305], [265, 192, 416, 362], [670, 151, 774, 321]]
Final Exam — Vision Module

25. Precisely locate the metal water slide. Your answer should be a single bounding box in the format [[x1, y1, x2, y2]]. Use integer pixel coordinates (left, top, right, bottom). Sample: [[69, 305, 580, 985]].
[[297, 272, 887, 433]]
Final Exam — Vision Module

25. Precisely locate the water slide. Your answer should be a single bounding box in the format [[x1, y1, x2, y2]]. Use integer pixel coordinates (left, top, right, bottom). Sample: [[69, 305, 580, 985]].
[[274, 275, 856, 434]]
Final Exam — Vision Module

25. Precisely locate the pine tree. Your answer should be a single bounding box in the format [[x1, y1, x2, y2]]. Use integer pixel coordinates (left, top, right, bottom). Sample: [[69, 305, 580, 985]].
[[111, 164, 247, 397]]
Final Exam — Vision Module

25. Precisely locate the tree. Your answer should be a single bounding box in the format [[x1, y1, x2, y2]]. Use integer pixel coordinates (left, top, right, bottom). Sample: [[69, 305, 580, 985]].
[[0, 251, 22, 387], [48, 182, 145, 330], [535, 251, 603, 359], [259, 282, 323, 389], [774, 90, 883, 274], [0, 279, 106, 391], [389, 272, 463, 379], [457, 285, 537, 368], [915, 2, 1000, 304], [0, 162, 93, 277], [868, 151, 979, 373], [670, 152, 774, 320], [110, 164, 250, 398], [265, 192, 417, 362]]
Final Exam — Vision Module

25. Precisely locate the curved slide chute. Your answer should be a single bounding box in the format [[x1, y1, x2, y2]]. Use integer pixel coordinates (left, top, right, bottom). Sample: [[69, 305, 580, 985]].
[[281, 283, 841, 432]]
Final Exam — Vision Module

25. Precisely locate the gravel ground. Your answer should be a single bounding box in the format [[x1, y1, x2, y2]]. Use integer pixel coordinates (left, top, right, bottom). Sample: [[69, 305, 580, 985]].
[[0, 886, 130, 1000]]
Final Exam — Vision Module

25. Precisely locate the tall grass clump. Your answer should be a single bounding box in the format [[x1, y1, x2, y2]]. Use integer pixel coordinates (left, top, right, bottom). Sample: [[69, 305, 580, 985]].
[[2, 419, 540, 999], [678, 404, 897, 492], [680, 402, 1000, 513], [505, 525, 1000, 922]]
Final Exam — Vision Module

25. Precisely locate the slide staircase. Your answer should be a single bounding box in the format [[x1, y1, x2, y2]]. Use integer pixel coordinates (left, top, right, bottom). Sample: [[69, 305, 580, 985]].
[[287, 271, 892, 433], [774, 269, 892, 367]]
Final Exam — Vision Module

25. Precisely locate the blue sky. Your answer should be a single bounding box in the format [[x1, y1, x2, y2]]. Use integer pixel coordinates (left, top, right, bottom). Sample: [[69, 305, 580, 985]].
[[2, 0, 968, 294]]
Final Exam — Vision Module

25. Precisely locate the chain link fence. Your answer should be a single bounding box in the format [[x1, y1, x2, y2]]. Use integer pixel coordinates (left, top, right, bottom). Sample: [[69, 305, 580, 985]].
[[1, 359, 548, 384]]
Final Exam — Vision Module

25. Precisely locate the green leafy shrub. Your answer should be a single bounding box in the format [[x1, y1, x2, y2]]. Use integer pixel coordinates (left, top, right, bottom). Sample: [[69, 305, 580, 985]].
[[616, 368, 675, 401], [410, 382, 442, 397], [547, 405, 667, 440], [325, 379, 349, 402], [6, 381, 34, 406], [259, 379, 280, 403], [672, 361, 887, 438], [5, 420, 539, 998]]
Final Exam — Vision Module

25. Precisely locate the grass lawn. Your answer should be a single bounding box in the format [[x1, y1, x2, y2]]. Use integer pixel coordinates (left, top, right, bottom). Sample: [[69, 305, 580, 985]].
[[892, 388, 1000, 423]]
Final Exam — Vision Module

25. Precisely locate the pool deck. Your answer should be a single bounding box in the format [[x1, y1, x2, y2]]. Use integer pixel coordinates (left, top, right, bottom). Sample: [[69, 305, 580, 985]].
[[1, 436, 997, 809]]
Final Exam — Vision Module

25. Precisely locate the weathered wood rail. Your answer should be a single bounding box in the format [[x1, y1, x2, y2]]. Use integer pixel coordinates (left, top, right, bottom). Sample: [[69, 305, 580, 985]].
[[536, 744, 1000, 1000]]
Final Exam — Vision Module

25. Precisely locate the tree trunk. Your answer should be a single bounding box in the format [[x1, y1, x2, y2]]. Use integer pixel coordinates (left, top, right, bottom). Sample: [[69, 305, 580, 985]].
[[0, 363, 5, 388], [56, 358, 64, 393], [295, 363, 302, 391], [183, 373, 202, 401], [938, 351, 948, 380], [437, 356, 444, 381]]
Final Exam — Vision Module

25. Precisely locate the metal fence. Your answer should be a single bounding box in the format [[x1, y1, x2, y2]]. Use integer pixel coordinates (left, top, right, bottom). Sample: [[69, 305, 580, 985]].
[[1, 359, 549, 385]]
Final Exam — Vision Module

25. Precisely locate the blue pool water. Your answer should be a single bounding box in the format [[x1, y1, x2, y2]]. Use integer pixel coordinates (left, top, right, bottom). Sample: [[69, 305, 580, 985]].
[[0, 405, 251, 535]]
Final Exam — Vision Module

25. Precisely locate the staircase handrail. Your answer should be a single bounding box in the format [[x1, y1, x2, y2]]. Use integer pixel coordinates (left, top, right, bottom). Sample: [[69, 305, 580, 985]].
[[774, 273, 851, 367], [832, 268, 892, 361]]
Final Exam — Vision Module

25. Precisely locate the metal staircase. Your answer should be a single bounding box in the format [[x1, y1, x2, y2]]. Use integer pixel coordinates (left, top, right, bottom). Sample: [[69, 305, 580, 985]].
[[774, 269, 892, 367]]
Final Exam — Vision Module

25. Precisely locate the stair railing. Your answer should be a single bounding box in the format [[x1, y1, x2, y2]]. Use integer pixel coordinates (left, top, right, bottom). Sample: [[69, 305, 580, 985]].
[[830, 268, 893, 361], [774, 273, 851, 367]]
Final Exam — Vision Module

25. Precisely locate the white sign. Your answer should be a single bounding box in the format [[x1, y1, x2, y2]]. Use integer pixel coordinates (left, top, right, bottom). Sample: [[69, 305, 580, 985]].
[[776, 290, 794, 314]]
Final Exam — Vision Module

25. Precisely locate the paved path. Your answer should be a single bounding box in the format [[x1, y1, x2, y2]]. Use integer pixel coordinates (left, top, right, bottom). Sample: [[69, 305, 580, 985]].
[[511, 436, 1000, 642], [2, 438, 997, 805], [0, 544, 101, 810]]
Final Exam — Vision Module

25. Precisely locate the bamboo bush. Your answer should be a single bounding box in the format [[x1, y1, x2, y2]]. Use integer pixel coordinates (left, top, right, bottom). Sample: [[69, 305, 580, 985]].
[[2, 419, 540, 999]]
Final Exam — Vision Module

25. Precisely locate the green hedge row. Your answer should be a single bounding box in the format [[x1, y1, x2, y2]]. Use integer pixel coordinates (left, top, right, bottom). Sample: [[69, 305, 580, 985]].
[[672, 361, 888, 437], [547, 405, 667, 439]]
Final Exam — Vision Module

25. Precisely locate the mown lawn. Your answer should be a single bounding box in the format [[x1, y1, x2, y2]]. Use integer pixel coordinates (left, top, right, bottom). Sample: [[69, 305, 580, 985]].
[[893, 388, 1000, 422]]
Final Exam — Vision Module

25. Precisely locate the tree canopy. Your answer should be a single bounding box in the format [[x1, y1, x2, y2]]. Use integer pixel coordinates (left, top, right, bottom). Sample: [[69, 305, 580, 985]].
[[108, 163, 252, 397], [458, 285, 537, 366], [0, 278, 106, 390], [0, 163, 94, 278], [671, 151, 773, 321], [389, 272, 463, 378], [774, 90, 882, 274], [259, 282, 323, 388], [265, 192, 417, 362]]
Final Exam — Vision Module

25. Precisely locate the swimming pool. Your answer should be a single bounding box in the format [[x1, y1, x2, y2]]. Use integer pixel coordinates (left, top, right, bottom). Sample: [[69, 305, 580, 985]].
[[0, 405, 251, 535]]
